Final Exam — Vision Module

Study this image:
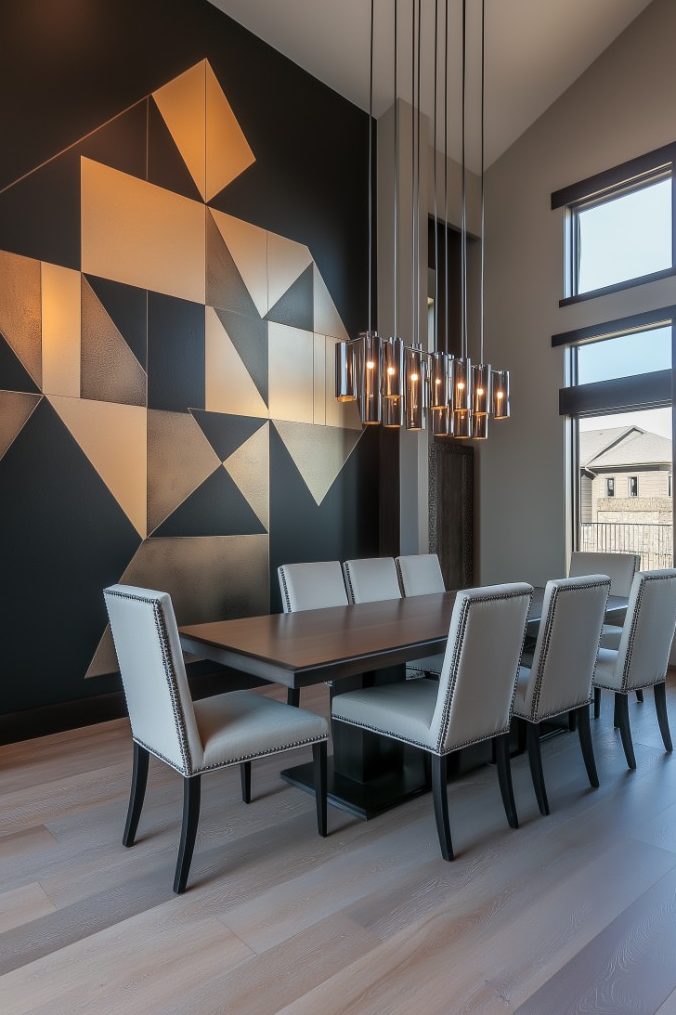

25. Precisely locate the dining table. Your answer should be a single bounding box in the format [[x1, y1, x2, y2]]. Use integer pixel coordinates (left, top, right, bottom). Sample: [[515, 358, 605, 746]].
[[179, 587, 628, 820]]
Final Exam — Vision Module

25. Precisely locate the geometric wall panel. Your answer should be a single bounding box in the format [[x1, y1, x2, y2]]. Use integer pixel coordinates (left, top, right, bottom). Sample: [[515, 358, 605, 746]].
[[190, 409, 266, 463], [147, 291, 204, 413], [153, 465, 266, 537], [267, 230, 312, 311], [148, 97, 203, 203], [85, 626, 118, 680], [85, 274, 147, 370], [205, 61, 255, 201], [204, 306, 268, 418], [224, 421, 270, 530], [209, 208, 268, 317], [0, 390, 41, 462], [313, 264, 349, 341], [215, 307, 268, 405], [0, 333, 40, 395], [152, 62, 207, 200], [41, 262, 81, 397], [266, 263, 313, 332], [273, 419, 363, 506], [81, 157, 206, 305], [0, 250, 42, 388], [81, 277, 147, 406], [267, 322, 314, 424], [147, 408, 221, 533], [206, 209, 260, 318], [48, 396, 147, 538]]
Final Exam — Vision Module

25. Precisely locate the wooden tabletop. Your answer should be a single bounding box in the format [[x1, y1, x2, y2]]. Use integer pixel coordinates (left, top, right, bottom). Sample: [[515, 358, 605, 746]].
[[179, 588, 628, 687]]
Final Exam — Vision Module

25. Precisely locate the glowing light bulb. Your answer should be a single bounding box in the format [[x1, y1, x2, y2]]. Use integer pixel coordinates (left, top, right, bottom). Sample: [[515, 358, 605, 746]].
[[366, 360, 375, 370], [410, 372, 419, 382], [477, 387, 484, 396], [387, 366, 396, 376], [457, 381, 465, 391], [496, 390, 504, 399]]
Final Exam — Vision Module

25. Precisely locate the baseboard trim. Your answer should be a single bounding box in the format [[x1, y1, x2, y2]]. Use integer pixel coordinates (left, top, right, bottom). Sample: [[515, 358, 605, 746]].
[[0, 667, 265, 746]]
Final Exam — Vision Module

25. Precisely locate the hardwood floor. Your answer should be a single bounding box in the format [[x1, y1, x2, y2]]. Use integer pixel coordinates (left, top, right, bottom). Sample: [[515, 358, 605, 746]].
[[3, 679, 676, 1013]]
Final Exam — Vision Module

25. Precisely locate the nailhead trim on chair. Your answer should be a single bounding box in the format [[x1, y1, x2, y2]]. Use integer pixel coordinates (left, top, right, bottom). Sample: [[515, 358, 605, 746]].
[[620, 572, 674, 692], [513, 696, 593, 724], [332, 712, 511, 757], [527, 578, 610, 722], [343, 562, 356, 604], [135, 731, 329, 775], [105, 588, 193, 776], [278, 567, 292, 613]]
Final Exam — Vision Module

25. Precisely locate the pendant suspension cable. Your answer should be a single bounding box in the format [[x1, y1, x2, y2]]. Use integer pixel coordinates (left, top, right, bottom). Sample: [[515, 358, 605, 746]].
[[393, 0, 399, 336], [479, 0, 485, 365], [443, 0, 449, 353], [460, 0, 468, 359], [410, 0, 416, 344], [432, 0, 439, 348], [415, 0, 422, 347], [368, 0, 374, 336]]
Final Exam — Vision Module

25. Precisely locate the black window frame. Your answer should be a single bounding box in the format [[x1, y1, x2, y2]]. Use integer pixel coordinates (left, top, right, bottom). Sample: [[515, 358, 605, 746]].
[[552, 141, 676, 307], [607, 478, 615, 498], [629, 476, 639, 498]]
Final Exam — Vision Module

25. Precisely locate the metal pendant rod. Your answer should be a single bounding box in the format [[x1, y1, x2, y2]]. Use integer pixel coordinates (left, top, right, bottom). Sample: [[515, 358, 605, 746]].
[[433, 0, 439, 348], [460, 0, 468, 359], [368, 0, 374, 336], [393, 0, 399, 337], [443, 0, 449, 353], [480, 0, 486, 365], [410, 0, 416, 345]]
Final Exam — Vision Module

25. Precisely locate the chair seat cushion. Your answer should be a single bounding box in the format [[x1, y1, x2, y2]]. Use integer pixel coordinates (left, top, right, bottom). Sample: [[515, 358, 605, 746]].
[[599, 624, 622, 650], [331, 679, 438, 751], [512, 666, 531, 719], [593, 647, 621, 690], [193, 691, 328, 771], [407, 653, 445, 675]]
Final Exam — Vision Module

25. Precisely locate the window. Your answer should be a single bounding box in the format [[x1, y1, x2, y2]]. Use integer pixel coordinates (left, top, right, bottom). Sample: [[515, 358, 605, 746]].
[[606, 478, 615, 497], [576, 326, 671, 386], [572, 177, 672, 297], [670, 474, 673, 497], [629, 476, 639, 497]]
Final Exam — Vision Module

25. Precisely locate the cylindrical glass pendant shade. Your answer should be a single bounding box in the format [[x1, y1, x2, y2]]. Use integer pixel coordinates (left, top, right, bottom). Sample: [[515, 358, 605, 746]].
[[471, 411, 489, 440], [335, 341, 357, 401], [430, 351, 450, 410], [360, 331, 382, 425], [472, 363, 492, 416], [382, 395, 404, 428], [492, 369, 511, 419], [405, 346, 427, 431], [382, 337, 404, 399], [452, 356, 472, 414], [431, 405, 453, 437], [454, 407, 473, 439]]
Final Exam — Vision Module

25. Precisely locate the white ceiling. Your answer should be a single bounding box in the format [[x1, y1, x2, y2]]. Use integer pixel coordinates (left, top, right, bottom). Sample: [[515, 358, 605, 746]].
[[209, 0, 653, 170]]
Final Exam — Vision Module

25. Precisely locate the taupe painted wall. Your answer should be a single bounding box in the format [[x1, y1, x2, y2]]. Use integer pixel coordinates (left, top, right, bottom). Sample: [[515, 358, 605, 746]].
[[479, 0, 676, 586]]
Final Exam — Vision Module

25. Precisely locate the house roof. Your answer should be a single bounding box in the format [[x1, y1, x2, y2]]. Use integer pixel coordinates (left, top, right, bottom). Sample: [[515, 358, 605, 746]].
[[579, 426, 638, 468], [591, 429, 672, 469]]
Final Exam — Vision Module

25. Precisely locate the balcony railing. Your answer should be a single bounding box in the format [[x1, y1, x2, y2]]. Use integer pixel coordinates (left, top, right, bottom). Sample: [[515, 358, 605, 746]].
[[580, 522, 673, 571]]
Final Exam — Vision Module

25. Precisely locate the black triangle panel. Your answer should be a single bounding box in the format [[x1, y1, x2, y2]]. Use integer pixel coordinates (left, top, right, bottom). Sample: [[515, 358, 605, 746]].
[[266, 263, 314, 332], [85, 274, 148, 370], [0, 332, 40, 394], [0, 399, 140, 711], [148, 98, 203, 203], [205, 210, 260, 319], [0, 100, 148, 270], [190, 409, 266, 462], [147, 291, 204, 413], [268, 424, 379, 613], [154, 466, 266, 537], [214, 308, 268, 405]]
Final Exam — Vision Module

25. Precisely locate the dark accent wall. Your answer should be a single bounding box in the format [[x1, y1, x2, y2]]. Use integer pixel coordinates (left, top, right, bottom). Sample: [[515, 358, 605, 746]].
[[0, 0, 379, 718]]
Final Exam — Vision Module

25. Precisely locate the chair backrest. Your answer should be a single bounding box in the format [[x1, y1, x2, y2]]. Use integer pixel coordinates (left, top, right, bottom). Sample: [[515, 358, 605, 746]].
[[277, 561, 349, 613], [343, 557, 402, 604], [396, 554, 445, 597], [614, 569, 676, 690], [431, 583, 533, 754], [521, 575, 610, 721], [104, 585, 202, 775], [569, 551, 639, 597]]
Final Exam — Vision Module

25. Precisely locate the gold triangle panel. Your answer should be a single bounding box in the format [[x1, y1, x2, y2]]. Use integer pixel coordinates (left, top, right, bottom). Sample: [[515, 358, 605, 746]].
[[41, 263, 81, 398], [223, 422, 269, 530], [85, 625, 118, 679], [204, 306, 268, 418], [267, 322, 313, 424], [0, 390, 41, 461], [152, 61, 207, 199], [267, 231, 312, 311], [0, 250, 42, 388], [81, 158, 206, 305], [81, 278, 146, 406], [205, 62, 255, 200], [210, 209, 268, 316], [273, 420, 363, 506], [147, 407, 222, 533], [313, 265, 349, 342], [49, 395, 147, 538], [324, 335, 361, 430]]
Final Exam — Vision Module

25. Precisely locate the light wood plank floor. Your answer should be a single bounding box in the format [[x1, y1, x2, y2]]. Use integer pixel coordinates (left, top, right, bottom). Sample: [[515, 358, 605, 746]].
[[3, 677, 676, 1013]]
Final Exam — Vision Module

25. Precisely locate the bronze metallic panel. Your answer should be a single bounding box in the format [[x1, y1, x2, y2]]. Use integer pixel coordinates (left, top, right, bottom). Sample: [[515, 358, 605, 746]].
[[81, 278, 146, 406], [267, 322, 314, 424], [223, 422, 269, 530], [0, 390, 41, 461], [0, 250, 42, 388], [313, 264, 349, 341], [152, 61, 206, 199], [272, 419, 362, 505], [204, 306, 268, 418], [205, 62, 255, 200], [41, 263, 81, 398], [210, 208, 268, 316], [147, 407, 221, 533], [267, 230, 312, 311]]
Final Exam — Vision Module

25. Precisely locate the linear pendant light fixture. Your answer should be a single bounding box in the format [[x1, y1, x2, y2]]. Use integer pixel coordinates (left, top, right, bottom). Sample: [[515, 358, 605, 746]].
[[335, 0, 511, 438]]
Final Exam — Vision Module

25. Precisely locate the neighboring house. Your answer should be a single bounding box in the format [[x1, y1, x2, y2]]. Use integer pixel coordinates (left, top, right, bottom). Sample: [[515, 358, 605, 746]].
[[580, 426, 672, 525]]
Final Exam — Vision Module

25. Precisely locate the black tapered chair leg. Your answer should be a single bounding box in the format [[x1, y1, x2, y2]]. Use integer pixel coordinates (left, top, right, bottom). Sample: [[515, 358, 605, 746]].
[[636, 689, 644, 704], [287, 688, 300, 708], [655, 682, 673, 753], [495, 733, 519, 829], [526, 722, 550, 816], [431, 753, 454, 860], [516, 717, 527, 754], [613, 694, 620, 729], [173, 775, 201, 894], [593, 687, 601, 720], [313, 741, 328, 837], [240, 761, 252, 804], [615, 693, 636, 770], [577, 704, 599, 788], [568, 710, 577, 732], [123, 743, 149, 847]]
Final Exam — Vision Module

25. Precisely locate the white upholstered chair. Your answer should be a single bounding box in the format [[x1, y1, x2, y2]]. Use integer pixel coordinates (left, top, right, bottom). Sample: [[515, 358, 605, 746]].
[[342, 557, 402, 604], [331, 583, 533, 860], [395, 553, 446, 678], [104, 584, 329, 894], [277, 561, 349, 706], [513, 575, 610, 815], [593, 569, 676, 769]]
